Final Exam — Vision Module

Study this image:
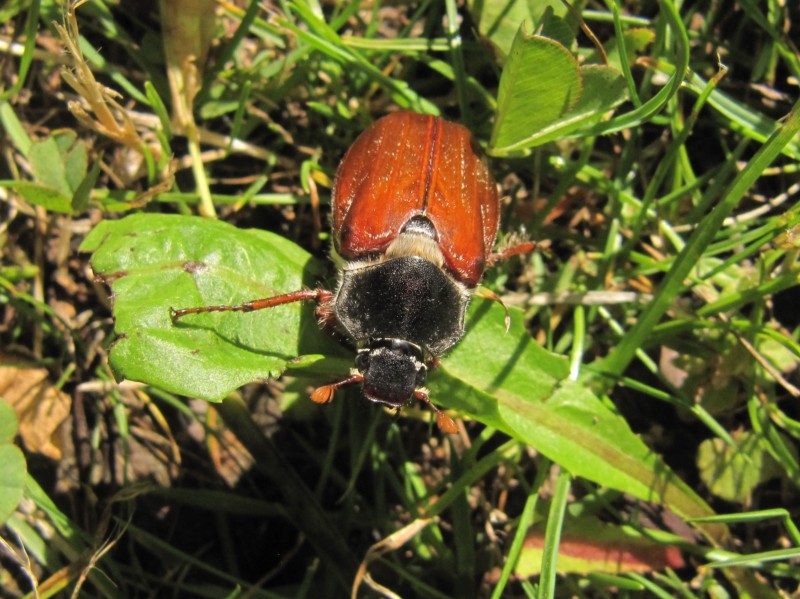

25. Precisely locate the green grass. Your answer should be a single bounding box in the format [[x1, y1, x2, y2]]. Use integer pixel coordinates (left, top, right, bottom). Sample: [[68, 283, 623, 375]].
[[1, 0, 799, 597]]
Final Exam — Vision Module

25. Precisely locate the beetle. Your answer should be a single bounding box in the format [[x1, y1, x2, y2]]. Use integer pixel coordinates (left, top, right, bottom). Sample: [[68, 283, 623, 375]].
[[171, 111, 534, 433]]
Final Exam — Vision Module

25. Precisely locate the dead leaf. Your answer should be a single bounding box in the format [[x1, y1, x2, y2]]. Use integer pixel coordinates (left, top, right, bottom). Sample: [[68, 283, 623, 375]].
[[206, 404, 255, 487], [0, 355, 71, 460]]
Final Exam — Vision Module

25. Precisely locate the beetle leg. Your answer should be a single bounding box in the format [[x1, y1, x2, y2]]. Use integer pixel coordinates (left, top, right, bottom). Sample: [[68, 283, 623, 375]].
[[413, 389, 457, 434], [486, 240, 537, 267], [170, 288, 333, 323], [310, 373, 364, 404], [312, 290, 340, 333], [475, 287, 511, 332]]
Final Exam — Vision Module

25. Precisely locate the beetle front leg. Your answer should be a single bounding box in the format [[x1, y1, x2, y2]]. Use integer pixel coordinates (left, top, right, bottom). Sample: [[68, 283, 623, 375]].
[[413, 389, 457, 434], [310, 373, 364, 404]]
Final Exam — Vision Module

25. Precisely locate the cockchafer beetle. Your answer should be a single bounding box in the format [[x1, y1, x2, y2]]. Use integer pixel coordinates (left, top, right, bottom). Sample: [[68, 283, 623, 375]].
[[171, 111, 534, 433]]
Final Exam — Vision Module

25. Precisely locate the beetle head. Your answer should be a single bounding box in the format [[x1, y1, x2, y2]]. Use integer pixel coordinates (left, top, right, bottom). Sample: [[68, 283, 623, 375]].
[[356, 340, 427, 407]]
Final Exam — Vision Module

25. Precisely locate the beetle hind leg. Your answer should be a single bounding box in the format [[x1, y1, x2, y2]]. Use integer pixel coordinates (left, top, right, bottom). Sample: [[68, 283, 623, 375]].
[[486, 240, 537, 268]]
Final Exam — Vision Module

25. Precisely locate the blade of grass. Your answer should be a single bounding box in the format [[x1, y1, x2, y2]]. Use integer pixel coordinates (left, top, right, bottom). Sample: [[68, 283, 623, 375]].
[[607, 0, 641, 107], [0, 0, 39, 101], [284, 1, 437, 114], [749, 394, 800, 487], [124, 523, 286, 598], [577, 0, 689, 136], [444, 0, 470, 122], [737, 0, 800, 78], [621, 63, 728, 264], [690, 509, 800, 547], [216, 395, 358, 590], [537, 468, 572, 599], [491, 458, 550, 599], [596, 94, 800, 380], [0, 100, 32, 153], [705, 547, 800, 569]]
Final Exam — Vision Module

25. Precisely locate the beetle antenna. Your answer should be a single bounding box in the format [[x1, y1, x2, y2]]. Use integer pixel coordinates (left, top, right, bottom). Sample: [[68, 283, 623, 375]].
[[413, 389, 457, 434]]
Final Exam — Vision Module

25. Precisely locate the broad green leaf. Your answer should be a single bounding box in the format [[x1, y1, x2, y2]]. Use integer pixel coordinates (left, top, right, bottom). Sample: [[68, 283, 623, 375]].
[[505, 65, 629, 151], [431, 305, 716, 523], [697, 431, 784, 504], [468, 0, 580, 56], [571, 65, 629, 119], [0, 181, 72, 213], [80, 214, 343, 400], [0, 401, 26, 525], [492, 29, 582, 151], [72, 157, 102, 212], [10, 130, 92, 213], [490, 17, 631, 156], [538, 6, 578, 50], [61, 132, 88, 193], [492, 56, 628, 154], [756, 335, 798, 385], [85, 215, 716, 526], [29, 136, 73, 197], [0, 399, 17, 442]]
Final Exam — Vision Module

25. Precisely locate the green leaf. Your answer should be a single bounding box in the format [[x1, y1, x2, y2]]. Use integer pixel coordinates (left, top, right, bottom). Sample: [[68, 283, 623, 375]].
[[0, 399, 17, 442], [515, 517, 685, 576], [10, 130, 91, 213], [0, 0, 28, 21], [503, 65, 630, 151], [80, 214, 343, 401], [431, 306, 714, 522], [62, 133, 88, 193], [492, 29, 582, 151], [199, 99, 242, 119], [697, 431, 784, 504], [538, 6, 578, 49], [84, 215, 714, 525], [0, 181, 73, 213], [144, 81, 172, 138], [0, 401, 26, 525], [0, 101, 32, 154], [571, 65, 630, 121], [72, 157, 102, 213], [29, 136, 73, 198], [602, 27, 656, 71], [491, 32, 629, 155], [468, 0, 579, 56]]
